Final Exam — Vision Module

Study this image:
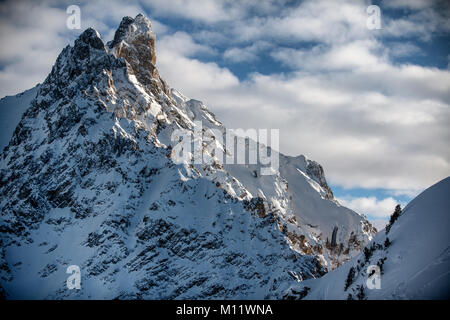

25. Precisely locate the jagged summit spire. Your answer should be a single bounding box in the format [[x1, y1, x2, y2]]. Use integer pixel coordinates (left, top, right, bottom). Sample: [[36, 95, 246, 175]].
[[109, 14, 154, 49], [107, 14, 169, 97], [108, 14, 156, 64], [41, 14, 169, 103]]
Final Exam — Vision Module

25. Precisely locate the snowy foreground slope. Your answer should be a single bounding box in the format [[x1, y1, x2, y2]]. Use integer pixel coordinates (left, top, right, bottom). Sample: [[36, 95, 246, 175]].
[[0, 15, 375, 299], [0, 86, 39, 152], [286, 177, 450, 300]]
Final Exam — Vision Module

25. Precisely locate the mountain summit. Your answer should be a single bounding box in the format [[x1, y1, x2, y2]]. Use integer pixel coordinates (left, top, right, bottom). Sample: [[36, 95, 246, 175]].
[[0, 14, 375, 299], [108, 14, 170, 98]]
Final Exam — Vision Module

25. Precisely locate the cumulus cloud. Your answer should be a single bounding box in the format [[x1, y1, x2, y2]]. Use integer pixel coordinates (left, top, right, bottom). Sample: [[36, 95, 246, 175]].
[[388, 42, 424, 58], [223, 42, 271, 63], [0, 1, 68, 97], [158, 32, 216, 57], [385, 0, 447, 10], [388, 188, 422, 198], [157, 33, 239, 91], [141, 0, 291, 24], [140, 0, 243, 23], [336, 196, 401, 219], [382, 1, 450, 41]]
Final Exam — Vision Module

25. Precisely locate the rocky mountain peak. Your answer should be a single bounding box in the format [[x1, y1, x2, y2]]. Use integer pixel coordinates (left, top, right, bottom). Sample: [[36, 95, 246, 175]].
[[38, 27, 116, 102], [109, 14, 155, 51], [39, 14, 169, 111], [107, 14, 168, 97], [76, 27, 105, 52]]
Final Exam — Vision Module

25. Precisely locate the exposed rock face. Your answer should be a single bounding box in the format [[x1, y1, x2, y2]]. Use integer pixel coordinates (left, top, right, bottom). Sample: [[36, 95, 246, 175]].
[[0, 14, 374, 299], [108, 14, 170, 98], [306, 160, 334, 200]]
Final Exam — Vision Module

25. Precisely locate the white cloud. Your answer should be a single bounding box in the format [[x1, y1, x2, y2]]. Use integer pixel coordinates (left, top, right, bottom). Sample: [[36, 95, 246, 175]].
[[388, 42, 423, 58], [157, 36, 239, 92], [156, 33, 239, 98], [336, 196, 401, 219], [0, 1, 69, 97], [387, 189, 422, 198], [141, 0, 294, 24], [223, 41, 271, 63], [382, 2, 450, 41], [223, 47, 258, 63], [271, 40, 388, 72], [385, 0, 444, 10], [158, 32, 216, 57], [140, 0, 243, 23], [223, 0, 371, 45]]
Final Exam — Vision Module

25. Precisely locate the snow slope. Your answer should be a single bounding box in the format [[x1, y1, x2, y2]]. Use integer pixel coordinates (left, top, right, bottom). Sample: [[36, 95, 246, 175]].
[[0, 86, 39, 152], [286, 176, 450, 299], [279, 154, 374, 267]]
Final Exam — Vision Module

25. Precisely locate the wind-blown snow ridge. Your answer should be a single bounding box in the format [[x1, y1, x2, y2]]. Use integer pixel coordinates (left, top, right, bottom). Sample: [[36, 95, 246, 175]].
[[0, 14, 375, 299]]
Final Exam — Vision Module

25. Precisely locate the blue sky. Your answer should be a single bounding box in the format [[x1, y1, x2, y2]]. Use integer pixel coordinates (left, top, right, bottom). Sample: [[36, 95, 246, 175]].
[[0, 0, 449, 230]]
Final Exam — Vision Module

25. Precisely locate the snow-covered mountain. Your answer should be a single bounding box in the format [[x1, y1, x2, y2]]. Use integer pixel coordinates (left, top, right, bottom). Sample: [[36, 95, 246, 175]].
[[285, 176, 450, 300], [0, 86, 39, 152], [0, 14, 375, 299]]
